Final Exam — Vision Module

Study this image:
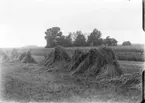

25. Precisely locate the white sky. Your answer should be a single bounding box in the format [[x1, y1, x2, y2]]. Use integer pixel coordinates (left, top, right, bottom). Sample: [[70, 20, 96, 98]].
[[0, 0, 144, 48]]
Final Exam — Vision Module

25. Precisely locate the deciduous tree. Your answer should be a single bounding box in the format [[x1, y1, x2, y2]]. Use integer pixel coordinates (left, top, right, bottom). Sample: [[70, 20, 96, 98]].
[[87, 28, 102, 46], [45, 27, 62, 48], [73, 31, 86, 46]]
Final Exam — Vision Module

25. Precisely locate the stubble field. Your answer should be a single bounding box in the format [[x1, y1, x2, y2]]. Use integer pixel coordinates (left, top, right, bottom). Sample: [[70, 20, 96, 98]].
[[0, 45, 144, 103]]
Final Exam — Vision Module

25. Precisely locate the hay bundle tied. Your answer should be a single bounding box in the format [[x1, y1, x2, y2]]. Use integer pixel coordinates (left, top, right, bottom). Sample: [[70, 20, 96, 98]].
[[69, 49, 87, 71], [19, 52, 27, 61], [10, 49, 20, 61], [70, 47, 123, 78], [20, 51, 37, 63], [71, 48, 85, 62], [42, 46, 71, 67], [0, 51, 10, 63], [121, 72, 141, 87]]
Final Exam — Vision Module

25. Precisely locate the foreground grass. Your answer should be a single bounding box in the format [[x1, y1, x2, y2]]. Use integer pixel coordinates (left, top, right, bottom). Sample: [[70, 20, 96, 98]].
[[1, 59, 144, 103]]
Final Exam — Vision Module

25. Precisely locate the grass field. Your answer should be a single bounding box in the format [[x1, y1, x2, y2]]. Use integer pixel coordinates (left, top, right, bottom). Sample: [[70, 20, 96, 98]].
[[1, 55, 144, 103], [0, 45, 144, 103]]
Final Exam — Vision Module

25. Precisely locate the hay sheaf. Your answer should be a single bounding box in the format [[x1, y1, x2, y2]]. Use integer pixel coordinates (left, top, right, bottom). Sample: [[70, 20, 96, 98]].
[[11, 49, 19, 58], [10, 49, 20, 61], [42, 46, 71, 67], [0, 51, 10, 62], [121, 72, 141, 87], [19, 52, 27, 61], [20, 51, 37, 63], [71, 49, 85, 62], [70, 47, 123, 78], [0, 49, 21, 63], [98, 72, 142, 88], [69, 49, 86, 71]]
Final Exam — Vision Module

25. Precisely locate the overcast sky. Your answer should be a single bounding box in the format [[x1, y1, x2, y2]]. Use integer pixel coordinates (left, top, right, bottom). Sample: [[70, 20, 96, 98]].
[[0, 0, 144, 48]]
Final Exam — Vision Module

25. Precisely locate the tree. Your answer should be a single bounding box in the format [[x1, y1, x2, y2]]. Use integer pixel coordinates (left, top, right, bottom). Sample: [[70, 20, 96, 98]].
[[73, 31, 86, 46], [55, 34, 73, 47], [104, 36, 118, 46], [87, 28, 102, 46], [54, 33, 73, 47], [45, 27, 62, 48], [65, 33, 73, 47], [122, 41, 131, 46], [111, 38, 118, 46], [55, 35, 66, 46]]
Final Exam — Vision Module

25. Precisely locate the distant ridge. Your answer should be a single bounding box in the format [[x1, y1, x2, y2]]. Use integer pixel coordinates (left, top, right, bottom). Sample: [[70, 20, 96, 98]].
[[21, 45, 39, 49]]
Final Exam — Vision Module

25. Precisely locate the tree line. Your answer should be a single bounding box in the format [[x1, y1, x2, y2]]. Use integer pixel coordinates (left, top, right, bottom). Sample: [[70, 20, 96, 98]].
[[44, 27, 131, 48]]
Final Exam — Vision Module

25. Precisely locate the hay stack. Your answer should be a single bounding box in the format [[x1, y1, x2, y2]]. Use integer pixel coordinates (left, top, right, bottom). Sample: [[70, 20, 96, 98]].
[[70, 47, 123, 78], [69, 49, 87, 71], [42, 46, 71, 67], [0, 49, 20, 62], [71, 48, 85, 63], [20, 51, 37, 63], [0, 51, 10, 63], [10, 49, 20, 61], [19, 52, 27, 61]]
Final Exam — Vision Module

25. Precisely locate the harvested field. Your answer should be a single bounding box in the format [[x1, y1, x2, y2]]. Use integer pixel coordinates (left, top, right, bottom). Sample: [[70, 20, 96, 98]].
[[22, 45, 144, 62], [1, 60, 144, 103], [0, 46, 144, 103]]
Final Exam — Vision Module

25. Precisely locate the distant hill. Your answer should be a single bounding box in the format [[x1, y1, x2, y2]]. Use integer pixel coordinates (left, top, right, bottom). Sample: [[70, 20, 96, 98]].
[[21, 45, 39, 49]]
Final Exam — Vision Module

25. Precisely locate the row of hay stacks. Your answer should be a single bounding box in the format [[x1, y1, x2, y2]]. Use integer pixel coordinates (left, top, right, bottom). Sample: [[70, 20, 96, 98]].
[[41, 46, 123, 78], [70, 47, 123, 78], [41, 46, 142, 88], [10, 49, 20, 60], [0, 51, 10, 62], [0, 49, 37, 64], [19, 51, 37, 63]]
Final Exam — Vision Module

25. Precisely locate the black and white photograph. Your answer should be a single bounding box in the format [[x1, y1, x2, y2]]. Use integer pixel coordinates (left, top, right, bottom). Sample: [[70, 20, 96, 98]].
[[0, 0, 145, 103]]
